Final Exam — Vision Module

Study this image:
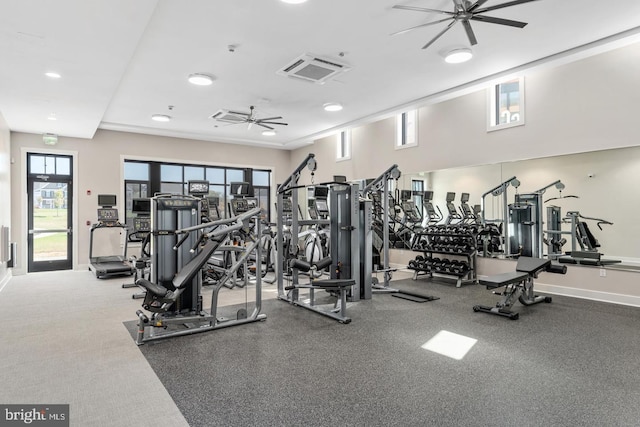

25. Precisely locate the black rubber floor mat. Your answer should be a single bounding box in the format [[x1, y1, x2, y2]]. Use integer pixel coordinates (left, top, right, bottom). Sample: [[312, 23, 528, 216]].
[[392, 293, 439, 303]]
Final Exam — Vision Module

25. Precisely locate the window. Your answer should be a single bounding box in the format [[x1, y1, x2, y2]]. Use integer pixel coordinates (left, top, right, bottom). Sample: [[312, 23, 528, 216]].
[[412, 180, 424, 216], [28, 154, 71, 176], [124, 161, 150, 223], [336, 130, 351, 161], [488, 76, 525, 131], [396, 110, 418, 149], [124, 160, 271, 223]]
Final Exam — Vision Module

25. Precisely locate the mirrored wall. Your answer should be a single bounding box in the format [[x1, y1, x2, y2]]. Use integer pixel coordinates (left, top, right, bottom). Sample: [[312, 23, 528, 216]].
[[398, 145, 640, 265]]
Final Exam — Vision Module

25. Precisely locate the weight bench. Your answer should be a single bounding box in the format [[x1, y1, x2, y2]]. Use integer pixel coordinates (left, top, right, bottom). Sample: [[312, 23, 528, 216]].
[[284, 257, 355, 324], [473, 257, 566, 320]]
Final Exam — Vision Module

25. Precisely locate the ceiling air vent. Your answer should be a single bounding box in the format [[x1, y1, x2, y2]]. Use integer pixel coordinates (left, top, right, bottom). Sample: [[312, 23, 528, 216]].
[[209, 110, 245, 123], [277, 53, 350, 84]]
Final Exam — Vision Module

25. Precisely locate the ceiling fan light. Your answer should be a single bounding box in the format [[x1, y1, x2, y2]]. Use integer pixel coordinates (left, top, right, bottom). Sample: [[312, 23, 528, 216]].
[[262, 130, 276, 136], [323, 102, 343, 112], [444, 48, 473, 64], [151, 114, 172, 122], [281, 0, 307, 4], [188, 73, 214, 86]]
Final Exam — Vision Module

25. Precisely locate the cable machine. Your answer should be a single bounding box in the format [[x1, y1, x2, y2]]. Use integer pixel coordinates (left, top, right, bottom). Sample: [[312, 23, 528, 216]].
[[276, 154, 370, 323], [480, 176, 520, 257]]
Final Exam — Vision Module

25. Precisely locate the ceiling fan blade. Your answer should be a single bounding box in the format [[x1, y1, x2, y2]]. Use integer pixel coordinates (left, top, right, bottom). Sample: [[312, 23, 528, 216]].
[[257, 123, 275, 130], [422, 19, 457, 49], [257, 116, 282, 122], [474, 0, 539, 14], [391, 17, 454, 36], [461, 19, 478, 45], [468, 0, 489, 12], [392, 5, 456, 16], [259, 121, 288, 126], [470, 14, 528, 28], [227, 110, 250, 117]]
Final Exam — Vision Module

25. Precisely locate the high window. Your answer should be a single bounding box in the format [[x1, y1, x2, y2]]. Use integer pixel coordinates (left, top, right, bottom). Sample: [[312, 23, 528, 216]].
[[396, 110, 418, 148], [336, 130, 351, 161], [488, 76, 525, 131]]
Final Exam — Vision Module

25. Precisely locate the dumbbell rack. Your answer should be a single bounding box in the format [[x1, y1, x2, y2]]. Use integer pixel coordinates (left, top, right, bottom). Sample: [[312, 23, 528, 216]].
[[408, 225, 478, 288]]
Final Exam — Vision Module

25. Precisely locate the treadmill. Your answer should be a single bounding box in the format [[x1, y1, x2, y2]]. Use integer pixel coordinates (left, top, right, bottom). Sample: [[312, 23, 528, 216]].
[[89, 194, 134, 279]]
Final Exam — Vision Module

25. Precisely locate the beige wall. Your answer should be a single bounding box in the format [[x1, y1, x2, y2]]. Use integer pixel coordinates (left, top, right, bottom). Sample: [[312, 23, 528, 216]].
[[291, 41, 640, 303], [10, 129, 290, 274], [0, 113, 10, 286], [294, 41, 640, 177]]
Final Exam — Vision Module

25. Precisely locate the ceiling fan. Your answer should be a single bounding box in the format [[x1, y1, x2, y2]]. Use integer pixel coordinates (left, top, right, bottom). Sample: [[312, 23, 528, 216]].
[[210, 105, 288, 130], [392, 0, 539, 49]]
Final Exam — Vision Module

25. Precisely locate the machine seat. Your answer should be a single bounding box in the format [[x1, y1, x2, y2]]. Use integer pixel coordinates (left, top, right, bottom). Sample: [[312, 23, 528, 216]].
[[136, 279, 169, 297], [479, 272, 528, 289], [312, 279, 355, 289]]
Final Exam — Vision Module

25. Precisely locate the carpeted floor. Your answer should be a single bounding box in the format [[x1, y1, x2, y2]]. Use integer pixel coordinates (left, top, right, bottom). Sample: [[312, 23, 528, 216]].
[[133, 279, 640, 427]]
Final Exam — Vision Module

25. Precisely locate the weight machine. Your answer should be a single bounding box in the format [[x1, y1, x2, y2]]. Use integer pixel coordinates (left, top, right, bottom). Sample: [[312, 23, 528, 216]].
[[509, 180, 566, 258], [362, 164, 402, 292], [480, 176, 520, 257], [134, 205, 267, 345], [276, 154, 370, 323]]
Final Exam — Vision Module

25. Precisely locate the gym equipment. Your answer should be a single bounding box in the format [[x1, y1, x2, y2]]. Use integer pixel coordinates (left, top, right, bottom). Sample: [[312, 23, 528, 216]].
[[458, 193, 478, 223], [557, 211, 621, 266], [88, 194, 135, 279], [409, 223, 478, 287], [509, 180, 565, 258], [473, 257, 566, 320], [134, 207, 267, 345], [276, 154, 366, 323], [363, 166, 438, 301], [122, 215, 151, 299], [480, 176, 520, 257], [362, 165, 402, 292], [444, 192, 463, 224], [422, 191, 443, 225]]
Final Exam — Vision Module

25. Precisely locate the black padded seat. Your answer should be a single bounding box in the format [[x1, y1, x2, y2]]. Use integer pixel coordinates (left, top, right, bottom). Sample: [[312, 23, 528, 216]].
[[312, 279, 355, 289], [136, 279, 169, 297], [479, 271, 528, 289]]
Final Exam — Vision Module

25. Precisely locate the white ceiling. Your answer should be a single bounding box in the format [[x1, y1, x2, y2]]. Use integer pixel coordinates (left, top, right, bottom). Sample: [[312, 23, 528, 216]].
[[2, 0, 640, 150]]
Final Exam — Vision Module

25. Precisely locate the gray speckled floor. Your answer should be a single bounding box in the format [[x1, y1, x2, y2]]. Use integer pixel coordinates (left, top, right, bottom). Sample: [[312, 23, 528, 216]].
[[136, 278, 640, 427]]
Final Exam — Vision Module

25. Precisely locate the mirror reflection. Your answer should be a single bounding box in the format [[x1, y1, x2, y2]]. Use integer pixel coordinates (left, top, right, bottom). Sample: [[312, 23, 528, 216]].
[[395, 145, 640, 266]]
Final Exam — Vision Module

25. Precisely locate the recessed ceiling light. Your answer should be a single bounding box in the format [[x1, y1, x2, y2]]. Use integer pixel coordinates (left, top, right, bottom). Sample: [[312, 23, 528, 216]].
[[281, 0, 307, 3], [323, 102, 343, 112], [47, 114, 57, 121], [45, 72, 61, 79], [262, 130, 276, 136], [444, 48, 473, 64], [188, 73, 214, 86], [151, 114, 172, 122]]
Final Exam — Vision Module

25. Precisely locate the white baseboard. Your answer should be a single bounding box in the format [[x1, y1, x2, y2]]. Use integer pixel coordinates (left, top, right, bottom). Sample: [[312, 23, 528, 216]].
[[535, 282, 640, 308], [0, 269, 13, 293], [77, 263, 89, 271]]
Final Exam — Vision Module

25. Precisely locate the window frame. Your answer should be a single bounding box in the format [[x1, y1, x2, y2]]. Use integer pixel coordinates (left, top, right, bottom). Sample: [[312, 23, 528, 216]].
[[487, 76, 526, 132], [336, 130, 351, 161], [395, 110, 418, 149], [123, 160, 271, 223]]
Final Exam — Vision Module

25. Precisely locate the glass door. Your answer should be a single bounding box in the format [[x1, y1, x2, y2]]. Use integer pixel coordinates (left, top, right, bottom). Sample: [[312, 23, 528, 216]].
[[27, 154, 73, 272]]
